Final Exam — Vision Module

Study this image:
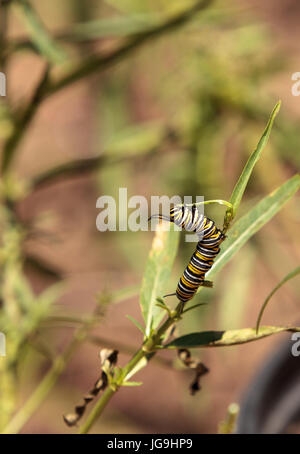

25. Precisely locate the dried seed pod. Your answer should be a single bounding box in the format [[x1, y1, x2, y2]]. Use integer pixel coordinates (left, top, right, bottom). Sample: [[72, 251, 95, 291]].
[[177, 348, 209, 395], [63, 349, 118, 427]]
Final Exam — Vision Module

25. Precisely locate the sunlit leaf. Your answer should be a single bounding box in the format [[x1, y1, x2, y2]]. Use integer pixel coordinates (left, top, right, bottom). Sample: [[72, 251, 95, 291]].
[[164, 326, 300, 349], [140, 223, 180, 336], [226, 100, 281, 223], [126, 315, 145, 334], [122, 381, 143, 387]]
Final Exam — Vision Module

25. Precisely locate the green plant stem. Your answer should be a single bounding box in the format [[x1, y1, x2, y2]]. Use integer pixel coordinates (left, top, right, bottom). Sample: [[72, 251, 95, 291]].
[[28, 127, 177, 191], [78, 347, 144, 434], [30, 136, 169, 190], [77, 304, 181, 434], [1, 65, 50, 174], [46, 0, 212, 97], [7, 14, 160, 53], [2, 280, 138, 434], [2, 357, 65, 434], [77, 386, 116, 435], [181, 199, 233, 209]]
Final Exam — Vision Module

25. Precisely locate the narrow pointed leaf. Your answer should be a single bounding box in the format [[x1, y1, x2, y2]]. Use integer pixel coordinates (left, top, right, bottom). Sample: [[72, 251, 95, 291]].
[[124, 356, 148, 381], [126, 315, 145, 334], [198, 174, 300, 292], [164, 326, 300, 349], [227, 100, 281, 219], [122, 381, 143, 387], [68, 15, 159, 40]]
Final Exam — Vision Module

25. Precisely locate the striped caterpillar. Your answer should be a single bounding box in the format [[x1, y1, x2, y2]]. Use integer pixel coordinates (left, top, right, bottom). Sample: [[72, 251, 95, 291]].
[[150, 205, 225, 304]]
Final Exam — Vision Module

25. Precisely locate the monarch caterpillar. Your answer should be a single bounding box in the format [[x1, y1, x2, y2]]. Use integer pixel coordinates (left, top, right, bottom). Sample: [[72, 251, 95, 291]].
[[150, 205, 225, 305]]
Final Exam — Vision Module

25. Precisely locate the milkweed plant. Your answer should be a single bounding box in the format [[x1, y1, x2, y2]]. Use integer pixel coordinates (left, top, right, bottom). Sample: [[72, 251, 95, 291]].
[[1, 0, 300, 436], [62, 100, 300, 433]]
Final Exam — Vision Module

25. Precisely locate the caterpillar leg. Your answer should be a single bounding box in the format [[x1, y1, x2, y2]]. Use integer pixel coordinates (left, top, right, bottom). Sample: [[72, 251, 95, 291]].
[[201, 280, 213, 288], [178, 300, 185, 315]]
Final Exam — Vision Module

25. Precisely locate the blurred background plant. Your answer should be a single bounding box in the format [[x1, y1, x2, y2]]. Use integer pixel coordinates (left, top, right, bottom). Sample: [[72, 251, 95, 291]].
[[0, 0, 299, 434]]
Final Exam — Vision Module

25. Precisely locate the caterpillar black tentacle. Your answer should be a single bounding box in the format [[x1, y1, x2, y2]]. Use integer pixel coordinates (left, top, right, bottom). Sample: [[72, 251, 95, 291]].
[[150, 205, 225, 305]]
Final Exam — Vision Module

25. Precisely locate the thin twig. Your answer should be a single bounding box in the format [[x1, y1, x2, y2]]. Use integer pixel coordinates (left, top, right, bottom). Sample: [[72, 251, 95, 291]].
[[31, 155, 136, 190], [45, 0, 212, 97], [30, 128, 176, 190]]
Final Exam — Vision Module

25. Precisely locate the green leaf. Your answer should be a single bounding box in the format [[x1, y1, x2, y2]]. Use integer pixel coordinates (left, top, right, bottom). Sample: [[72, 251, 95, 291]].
[[68, 14, 159, 40], [15, 0, 67, 65], [155, 302, 171, 312], [164, 326, 300, 349], [122, 381, 143, 387], [126, 315, 145, 334], [226, 100, 281, 221], [105, 122, 165, 158], [256, 266, 300, 333], [155, 297, 167, 305], [141, 223, 180, 336], [124, 356, 148, 380], [198, 174, 300, 292]]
